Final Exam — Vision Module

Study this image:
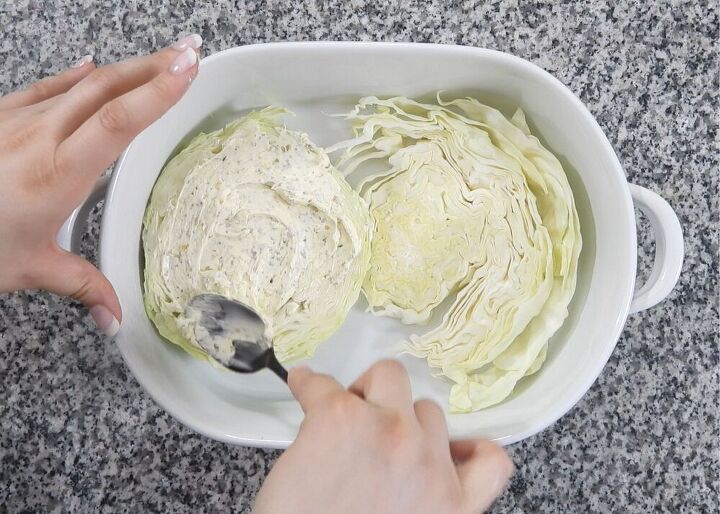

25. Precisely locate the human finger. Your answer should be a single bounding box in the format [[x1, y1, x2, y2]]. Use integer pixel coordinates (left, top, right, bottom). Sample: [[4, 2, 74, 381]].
[[349, 359, 414, 413], [450, 439, 514, 513], [413, 398, 448, 438], [0, 55, 95, 111], [49, 34, 202, 139], [31, 249, 122, 336], [0, 95, 64, 125], [55, 46, 199, 191], [289, 366, 347, 414]]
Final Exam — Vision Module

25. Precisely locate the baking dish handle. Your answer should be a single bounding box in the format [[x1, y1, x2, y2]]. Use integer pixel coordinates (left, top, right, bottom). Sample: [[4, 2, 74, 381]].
[[628, 184, 684, 314], [56, 175, 110, 253]]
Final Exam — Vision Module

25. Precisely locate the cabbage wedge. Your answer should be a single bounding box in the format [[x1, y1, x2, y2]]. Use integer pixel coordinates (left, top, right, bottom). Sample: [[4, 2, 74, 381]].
[[329, 96, 581, 412], [143, 108, 372, 363]]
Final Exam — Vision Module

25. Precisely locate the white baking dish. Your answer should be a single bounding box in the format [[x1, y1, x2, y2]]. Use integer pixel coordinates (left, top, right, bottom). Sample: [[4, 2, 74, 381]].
[[59, 42, 683, 447]]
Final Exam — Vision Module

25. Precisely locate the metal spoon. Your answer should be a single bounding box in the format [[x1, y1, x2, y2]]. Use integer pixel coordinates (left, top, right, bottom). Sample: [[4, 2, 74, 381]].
[[185, 293, 288, 382]]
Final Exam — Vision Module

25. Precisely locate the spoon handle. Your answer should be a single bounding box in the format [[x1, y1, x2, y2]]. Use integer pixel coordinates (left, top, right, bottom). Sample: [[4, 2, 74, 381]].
[[266, 350, 289, 383]]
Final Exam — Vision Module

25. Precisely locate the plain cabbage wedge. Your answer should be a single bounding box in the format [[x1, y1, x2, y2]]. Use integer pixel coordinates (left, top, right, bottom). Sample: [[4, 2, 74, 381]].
[[329, 96, 581, 412], [143, 108, 372, 363]]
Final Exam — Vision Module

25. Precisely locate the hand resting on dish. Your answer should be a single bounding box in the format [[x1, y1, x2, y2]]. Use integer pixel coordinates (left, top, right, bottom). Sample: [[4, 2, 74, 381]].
[[0, 35, 203, 335]]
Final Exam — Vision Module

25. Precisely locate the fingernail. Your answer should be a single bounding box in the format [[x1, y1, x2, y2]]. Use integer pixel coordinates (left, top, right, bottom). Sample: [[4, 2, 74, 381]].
[[169, 47, 198, 75], [89, 305, 120, 337], [71, 54, 94, 68], [172, 34, 203, 51]]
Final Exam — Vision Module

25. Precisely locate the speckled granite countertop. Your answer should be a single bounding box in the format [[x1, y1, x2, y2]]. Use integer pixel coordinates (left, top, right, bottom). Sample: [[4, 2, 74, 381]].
[[1, 1, 717, 512]]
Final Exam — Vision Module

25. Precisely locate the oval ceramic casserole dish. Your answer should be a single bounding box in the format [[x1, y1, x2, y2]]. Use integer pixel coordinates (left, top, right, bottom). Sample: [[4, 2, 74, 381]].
[[58, 42, 682, 447]]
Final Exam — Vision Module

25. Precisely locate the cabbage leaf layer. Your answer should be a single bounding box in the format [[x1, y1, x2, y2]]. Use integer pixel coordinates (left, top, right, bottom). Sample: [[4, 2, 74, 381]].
[[329, 96, 581, 412]]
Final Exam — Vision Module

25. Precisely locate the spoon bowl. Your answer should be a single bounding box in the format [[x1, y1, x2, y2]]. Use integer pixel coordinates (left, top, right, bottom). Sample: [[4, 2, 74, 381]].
[[185, 293, 288, 382]]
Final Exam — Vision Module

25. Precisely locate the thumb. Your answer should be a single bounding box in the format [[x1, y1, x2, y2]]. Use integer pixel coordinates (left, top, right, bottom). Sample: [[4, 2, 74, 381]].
[[35, 248, 122, 336], [450, 439, 514, 513]]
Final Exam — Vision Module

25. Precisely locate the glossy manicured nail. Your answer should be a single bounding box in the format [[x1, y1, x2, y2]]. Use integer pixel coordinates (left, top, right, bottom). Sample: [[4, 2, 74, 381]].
[[172, 34, 203, 51], [89, 305, 120, 337], [71, 54, 94, 68], [170, 47, 198, 75]]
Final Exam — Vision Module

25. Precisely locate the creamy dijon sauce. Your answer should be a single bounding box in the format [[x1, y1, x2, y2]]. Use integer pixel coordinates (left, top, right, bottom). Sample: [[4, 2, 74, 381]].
[[143, 112, 372, 362]]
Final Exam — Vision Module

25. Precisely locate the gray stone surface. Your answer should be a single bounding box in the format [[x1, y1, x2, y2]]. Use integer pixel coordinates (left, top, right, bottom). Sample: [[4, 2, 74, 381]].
[[0, 0, 717, 512]]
